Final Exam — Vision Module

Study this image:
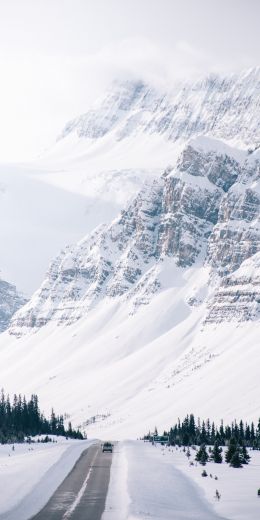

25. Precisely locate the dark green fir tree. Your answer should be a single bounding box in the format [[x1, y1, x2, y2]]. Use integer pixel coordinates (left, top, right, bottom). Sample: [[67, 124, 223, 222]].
[[195, 444, 208, 465], [230, 449, 243, 468], [211, 441, 223, 463]]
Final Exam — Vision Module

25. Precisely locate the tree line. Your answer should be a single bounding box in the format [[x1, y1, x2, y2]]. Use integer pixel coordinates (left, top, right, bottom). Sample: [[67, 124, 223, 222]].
[[164, 414, 260, 448], [144, 414, 260, 468], [0, 389, 83, 443]]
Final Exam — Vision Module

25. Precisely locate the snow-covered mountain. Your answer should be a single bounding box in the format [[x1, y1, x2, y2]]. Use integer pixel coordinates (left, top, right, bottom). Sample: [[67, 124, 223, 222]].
[[0, 278, 26, 332], [2, 68, 259, 297], [1, 68, 260, 437], [9, 136, 260, 335], [1, 134, 260, 438], [58, 67, 260, 151]]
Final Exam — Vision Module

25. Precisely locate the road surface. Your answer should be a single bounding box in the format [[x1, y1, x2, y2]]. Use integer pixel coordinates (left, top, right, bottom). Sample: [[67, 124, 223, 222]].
[[30, 443, 112, 520]]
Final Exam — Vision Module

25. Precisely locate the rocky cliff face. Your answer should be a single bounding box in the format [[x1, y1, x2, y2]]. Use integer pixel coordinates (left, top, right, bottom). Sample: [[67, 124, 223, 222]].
[[206, 253, 260, 323], [206, 154, 260, 276], [60, 68, 260, 147], [0, 279, 26, 332], [10, 136, 260, 335]]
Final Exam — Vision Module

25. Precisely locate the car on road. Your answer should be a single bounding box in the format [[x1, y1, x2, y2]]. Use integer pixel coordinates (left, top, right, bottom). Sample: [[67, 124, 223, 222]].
[[102, 442, 113, 453]]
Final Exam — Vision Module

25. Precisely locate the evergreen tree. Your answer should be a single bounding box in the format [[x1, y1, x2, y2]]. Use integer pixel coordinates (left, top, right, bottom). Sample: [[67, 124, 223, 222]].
[[239, 420, 245, 442], [225, 437, 237, 463], [211, 422, 216, 444], [245, 424, 251, 444], [0, 390, 83, 443], [240, 443, 250, 464], [230, 449, 243, 468], [211, 441, 222, 463], [200, 421, 207, 444], [163, 414, 256, 460], [250, 422, 255, 445], [195, 444, 208, 465], [225, 425, 232, 442], [189, 414, 196, 439]]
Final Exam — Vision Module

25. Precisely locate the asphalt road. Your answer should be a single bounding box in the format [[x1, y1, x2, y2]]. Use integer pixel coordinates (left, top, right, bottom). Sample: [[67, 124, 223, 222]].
[[30, 443, 112, 520]]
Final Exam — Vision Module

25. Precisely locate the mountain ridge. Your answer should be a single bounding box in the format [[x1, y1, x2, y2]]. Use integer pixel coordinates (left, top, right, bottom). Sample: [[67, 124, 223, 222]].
[[9, 136, 260, 336], [58, 67, 260, 150]]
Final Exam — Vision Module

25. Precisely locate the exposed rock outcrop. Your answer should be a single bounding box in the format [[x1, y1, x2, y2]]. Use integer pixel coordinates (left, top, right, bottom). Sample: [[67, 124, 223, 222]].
[[0, 279, 26, 332], [206, 253, 260, 323]]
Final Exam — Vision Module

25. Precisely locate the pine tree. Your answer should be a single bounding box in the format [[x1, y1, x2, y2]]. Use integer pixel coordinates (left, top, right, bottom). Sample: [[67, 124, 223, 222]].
[[250, 422, 255, 445], [239, 420, 245, 442], [50, 409, 57, 434], [240, 443, 250, 464], [219, 419, 225, 444], [225, 437, 237, 463], [0, 390, 82, 443], [195, 444, 208, 465], [230, 449, 243, 468], [245, 424, 251, 443], [211, 441, 222, 463], [200, 421, 207, 444], [211, 422, 216, 444], [189, 414, 196, 440]]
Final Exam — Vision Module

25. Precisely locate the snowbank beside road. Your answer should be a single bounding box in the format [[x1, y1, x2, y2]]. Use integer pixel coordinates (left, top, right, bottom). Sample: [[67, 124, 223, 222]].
[[102, 441, 223, 520], [0, 437, 94, 520]]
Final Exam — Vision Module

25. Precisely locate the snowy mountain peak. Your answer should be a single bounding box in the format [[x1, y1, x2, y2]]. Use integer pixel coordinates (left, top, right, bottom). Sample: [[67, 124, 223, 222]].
[[57, 68, 260, 149], [9, 137, 260, 336], [59, 79, 160, 141]]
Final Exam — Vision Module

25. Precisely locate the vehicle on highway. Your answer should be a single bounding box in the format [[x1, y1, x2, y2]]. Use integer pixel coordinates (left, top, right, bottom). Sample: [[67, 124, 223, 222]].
[[102, 442, 113, 453]]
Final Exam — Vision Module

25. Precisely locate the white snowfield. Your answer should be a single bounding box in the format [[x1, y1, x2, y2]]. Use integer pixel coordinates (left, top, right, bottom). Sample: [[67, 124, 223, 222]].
[[0, 437, 94, 520], [103, 441, 260, 520], [1, 277, 260, 440]]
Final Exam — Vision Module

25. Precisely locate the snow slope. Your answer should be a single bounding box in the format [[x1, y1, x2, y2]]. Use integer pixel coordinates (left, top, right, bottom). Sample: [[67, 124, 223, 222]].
[[1, 269, 260, 439]]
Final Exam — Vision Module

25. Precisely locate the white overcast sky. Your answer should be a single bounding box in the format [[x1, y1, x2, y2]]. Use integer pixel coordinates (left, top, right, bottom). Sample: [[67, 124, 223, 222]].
[[0, 0, 259, 161]]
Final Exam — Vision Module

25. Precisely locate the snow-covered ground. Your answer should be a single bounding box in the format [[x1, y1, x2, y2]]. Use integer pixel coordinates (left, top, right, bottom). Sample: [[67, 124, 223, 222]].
[[102, 441, 260, 520], [1, 285, 260, 440], [0, 437, 94, 520], [172, 444, 260, 520]]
